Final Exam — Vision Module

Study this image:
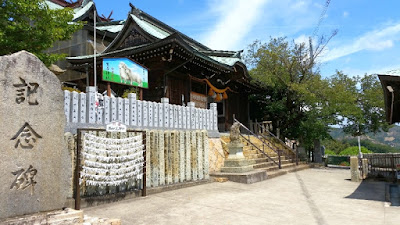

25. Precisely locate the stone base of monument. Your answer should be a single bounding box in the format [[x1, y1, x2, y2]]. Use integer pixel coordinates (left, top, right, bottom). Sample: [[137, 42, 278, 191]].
[[220, 158, 255, 173], [0, 208, 122, 225], [211, 142, 268, 184], [1, 208, 83, 225], [211, 170, 268, 184]]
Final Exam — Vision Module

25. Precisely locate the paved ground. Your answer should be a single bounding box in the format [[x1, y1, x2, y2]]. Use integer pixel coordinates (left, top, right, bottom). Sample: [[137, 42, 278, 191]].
[[83, 168, 400, 225]]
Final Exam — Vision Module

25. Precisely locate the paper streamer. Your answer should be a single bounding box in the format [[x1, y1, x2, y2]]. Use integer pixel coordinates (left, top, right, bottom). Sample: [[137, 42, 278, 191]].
[[80, 133, 145, 187]]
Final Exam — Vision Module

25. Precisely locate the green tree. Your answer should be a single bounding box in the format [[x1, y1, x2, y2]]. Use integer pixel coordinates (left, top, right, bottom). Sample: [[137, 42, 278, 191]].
[[322, 138, 350, 154], [340, 74, 390, 136], [246, 37, 390, 162], [0, 0, 83, 65], [246, 37, 350, 150]]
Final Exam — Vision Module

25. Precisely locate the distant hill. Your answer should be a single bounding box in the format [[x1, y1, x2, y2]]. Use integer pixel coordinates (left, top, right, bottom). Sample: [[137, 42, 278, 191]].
[[329, 126, 400, 149]]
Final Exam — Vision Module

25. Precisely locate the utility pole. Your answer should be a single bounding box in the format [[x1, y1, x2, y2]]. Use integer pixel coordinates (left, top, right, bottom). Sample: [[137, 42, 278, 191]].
[[94, 10, 97, 88], [309, 36, 314, 71]]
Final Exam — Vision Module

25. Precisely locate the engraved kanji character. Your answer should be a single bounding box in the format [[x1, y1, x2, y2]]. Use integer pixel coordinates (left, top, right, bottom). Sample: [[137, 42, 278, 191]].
[[11, 122, 42, 149], [10, 165, 37, 190], [13, 77, 39, 105]]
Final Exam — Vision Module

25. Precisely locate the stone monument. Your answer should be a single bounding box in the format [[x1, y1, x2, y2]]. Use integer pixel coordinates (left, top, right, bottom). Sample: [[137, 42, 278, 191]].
[[220, 122, 254, 173], [0, 51, 69, 219]]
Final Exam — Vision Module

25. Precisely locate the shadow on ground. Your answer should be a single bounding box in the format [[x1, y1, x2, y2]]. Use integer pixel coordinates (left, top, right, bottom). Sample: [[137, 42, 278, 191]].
[[345, 180, 386, 202], [388, 184, 400, 206]]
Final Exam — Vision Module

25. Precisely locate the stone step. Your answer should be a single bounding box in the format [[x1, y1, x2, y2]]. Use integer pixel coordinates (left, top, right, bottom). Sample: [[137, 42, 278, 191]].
[[249, 152, 279, 158], [266, 164, 310, 179], [246, 153, 266, 159], [253, 161, 275, 169], [263, 162, 299, 172], [210, 169, 268, 184], [243, 145, 270, 152], [252, 160, 292, 169], [243, 149, 276, 156], [253, 158, 268, 164], [243, 149, 259, 155]]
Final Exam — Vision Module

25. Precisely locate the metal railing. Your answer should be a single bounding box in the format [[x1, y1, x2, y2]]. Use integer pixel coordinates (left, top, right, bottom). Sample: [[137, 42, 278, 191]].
[[233, 118, 281, 168], [363, 153, 400, 181], [252, 121, 298, 165]]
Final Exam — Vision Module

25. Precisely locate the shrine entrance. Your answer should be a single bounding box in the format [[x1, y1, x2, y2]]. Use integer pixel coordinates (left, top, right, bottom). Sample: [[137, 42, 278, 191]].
[[74, 129, 146, 210], [167, 76, 186, 105]]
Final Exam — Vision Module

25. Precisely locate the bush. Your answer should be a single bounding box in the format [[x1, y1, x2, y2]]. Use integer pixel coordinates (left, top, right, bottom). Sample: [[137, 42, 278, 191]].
[[62, 86, 81, 93], [339, 146, 372, 156], [324, 149, 336, 155], [122, 87, 139, 99]]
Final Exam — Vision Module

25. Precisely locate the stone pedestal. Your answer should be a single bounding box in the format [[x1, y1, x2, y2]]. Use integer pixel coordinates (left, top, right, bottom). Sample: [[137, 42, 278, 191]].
[[0, 208, 83, 225], [220, 143, 254, 173], [211, 142, 268, 184]]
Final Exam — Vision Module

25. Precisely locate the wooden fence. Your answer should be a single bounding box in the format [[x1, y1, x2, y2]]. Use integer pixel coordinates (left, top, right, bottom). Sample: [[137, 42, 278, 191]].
[[64, 87, 218, 132]]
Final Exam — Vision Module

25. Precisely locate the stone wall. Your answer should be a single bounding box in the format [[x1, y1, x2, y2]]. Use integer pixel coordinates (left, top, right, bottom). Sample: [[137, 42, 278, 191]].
[[208, 138, 226, 173]]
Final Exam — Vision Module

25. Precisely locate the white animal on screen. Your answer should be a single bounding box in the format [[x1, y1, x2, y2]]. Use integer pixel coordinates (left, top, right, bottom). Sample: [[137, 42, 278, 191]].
[[119, 62, 142, 85]]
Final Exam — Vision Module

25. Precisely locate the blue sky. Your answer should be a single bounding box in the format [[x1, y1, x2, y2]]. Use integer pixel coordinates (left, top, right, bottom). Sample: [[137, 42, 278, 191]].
[[94, 0, 400, 78]]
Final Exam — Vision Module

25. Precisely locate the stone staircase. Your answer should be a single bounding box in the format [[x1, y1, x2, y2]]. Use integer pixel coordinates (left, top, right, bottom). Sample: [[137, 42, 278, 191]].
[[220, 134, 309, 180]]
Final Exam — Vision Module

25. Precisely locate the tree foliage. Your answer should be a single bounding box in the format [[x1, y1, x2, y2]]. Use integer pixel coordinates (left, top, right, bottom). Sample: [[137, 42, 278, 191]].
[[0, 0, 83, 65], [339, 74, 390, 136], [246, 37, 351, 148], [322, 138, 351, 154], [245, 37, 389, 150]]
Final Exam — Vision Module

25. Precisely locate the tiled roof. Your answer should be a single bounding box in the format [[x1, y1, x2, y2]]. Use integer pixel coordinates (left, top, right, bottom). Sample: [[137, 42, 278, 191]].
[[64, 2, 246, 70], [127, 12, 244, 68], [209, 56, 242, 66], [45, 0, 94, 21], [131, 14, 170, 39], [96, 24, 124, 33], [46, 0, 65, 9], [72, 1, 94, 21]]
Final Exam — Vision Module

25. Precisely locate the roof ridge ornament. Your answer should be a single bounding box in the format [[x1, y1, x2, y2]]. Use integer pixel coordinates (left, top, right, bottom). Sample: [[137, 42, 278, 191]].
[[233, 50, 243, 58], [129, 3, 143, 15]]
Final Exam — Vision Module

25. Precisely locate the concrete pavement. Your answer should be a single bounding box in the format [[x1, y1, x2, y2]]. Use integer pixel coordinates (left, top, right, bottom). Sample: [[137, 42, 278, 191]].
[[83, 168, 400, 225]]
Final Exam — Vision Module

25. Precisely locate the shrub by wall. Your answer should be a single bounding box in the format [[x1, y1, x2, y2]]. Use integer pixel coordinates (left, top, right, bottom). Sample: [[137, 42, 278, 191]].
[[339, 146, 372, 156]]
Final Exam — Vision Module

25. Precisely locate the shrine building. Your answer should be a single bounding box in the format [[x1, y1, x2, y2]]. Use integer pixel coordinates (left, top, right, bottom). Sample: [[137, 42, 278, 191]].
[[46, 0, 261, 131]]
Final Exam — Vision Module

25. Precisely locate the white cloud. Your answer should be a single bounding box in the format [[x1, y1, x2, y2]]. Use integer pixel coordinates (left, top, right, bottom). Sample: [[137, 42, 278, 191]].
[[370, 66, 400, 75], [320, 23, 400, 62], [336, 65, 400, 78], [294, 34, 309, 45], [199, 0, 319, 50], [200, 0, 270, 50], [343, 11, 349, 18], [294, 34, 320, 47]]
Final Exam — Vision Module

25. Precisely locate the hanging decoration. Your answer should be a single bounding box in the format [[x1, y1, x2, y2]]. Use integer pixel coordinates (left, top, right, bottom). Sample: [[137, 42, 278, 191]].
[[200, 78, 232, 102], [80, 133, 144, 187]]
